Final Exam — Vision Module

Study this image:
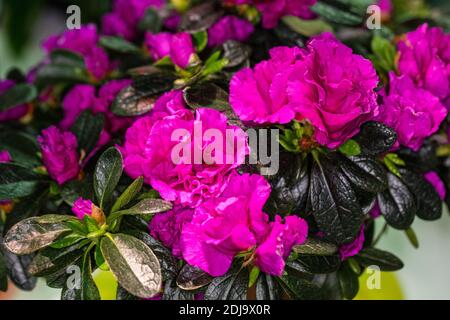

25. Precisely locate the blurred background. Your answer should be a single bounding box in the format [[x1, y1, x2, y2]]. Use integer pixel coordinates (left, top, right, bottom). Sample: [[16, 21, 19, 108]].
[[0, 0, 449, 300]]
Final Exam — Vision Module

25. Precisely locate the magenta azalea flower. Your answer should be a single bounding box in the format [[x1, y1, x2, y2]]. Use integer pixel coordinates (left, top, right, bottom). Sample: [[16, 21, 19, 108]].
[[229, 46, 302, 124], [180, 172, 308, 276], [38, 126, 80, 185], [121, 90, 192, 183], [376, 72, 447, 151], [287, 33, 380, 149], [339, 226, 365, 260], [378, 0, 393, 18], [148, 206, 194, 258], [42, 24, 112, 81], [102, 0, 164, 40], [61, 80, 132, 133], [0, 80, 28, 122], [424, 171, 446, 201], [397, 24, 450, 108], [142, 108, 248, 206], [207, 16, 254, 47], [72, 197, 93, 219], [145, 32, 195, 68], [0, 150, 11, 163]]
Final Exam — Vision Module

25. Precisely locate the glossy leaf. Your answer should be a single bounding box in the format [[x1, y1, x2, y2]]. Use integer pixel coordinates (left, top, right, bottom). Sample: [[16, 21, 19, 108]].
[[108, 199, 172, 222], [70, 111, 105, 154], [355, 248, 404, 271], [183, 83, 230, 111], [354, 122, 397, 156], [99, 36, 140, 54], [293, 238, 338, 256], [177, 264, 213, 291], [111, 177, 144, 213], [0, 83, 36, 111], [94, 147, 123, 209], [0, 163, 46, 200], [204, 268, 248, 300]]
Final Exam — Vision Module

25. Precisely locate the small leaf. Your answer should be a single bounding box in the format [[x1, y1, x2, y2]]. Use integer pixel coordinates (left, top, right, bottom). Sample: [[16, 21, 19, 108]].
[[176, 264, 213, 291], [222, 40, 251, 68], [65, 219, 89, 235], [111, 177, 144, 213], [99, 36, 140, 54], [138, 8, 162, 33], [70, 111, 105, 154], [80, 251, 101, 300], [94, 147, 123, 209], [293, 238, 338, 256], [4, 215, 74, 255], [183, 83, 230, 111], [248, 266, 260, 288], [354, 122, 397, 156], [0, 163, 46, 200], [339, 140, 361, 157], [282, 16, 333, 36], [100, 233, 162, 298], [50, 233, 85, 249], [95, 244, 108, 271], [405, 227, 419, 249], [108, 199, 172, 222], [355, 248, 404, 271], [84, 215, 99, 233], [0, 83, 36, 111], [338, 262, 359, 300], [192, 31, 208, 52]]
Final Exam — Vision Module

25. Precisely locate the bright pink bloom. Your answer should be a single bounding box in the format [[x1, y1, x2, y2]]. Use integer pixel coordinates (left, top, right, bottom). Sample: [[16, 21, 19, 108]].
[[230, 46, 302, 124], [38, 126, 80, 185], [0, 80, 28, 122], [0, 150, 11, 163], [145, 32, 195, 68], [376, 72, 447, 151], [339, 226, 365, 260], [42, 24, 112, 80], [61, 84, 96, 130], [398, 24, 450, 108], [378, 0, 393, 17], [207, 16, 254, 47], [142, 108, 248, 206], [102, 0, 164, 40], [148, 206, 194, 258], [424, 171, 446, 200], [72, 197, 93, 219], [121, 90, 192, 183], [287, 33, 380, 148], [181, 173, 308, 276]]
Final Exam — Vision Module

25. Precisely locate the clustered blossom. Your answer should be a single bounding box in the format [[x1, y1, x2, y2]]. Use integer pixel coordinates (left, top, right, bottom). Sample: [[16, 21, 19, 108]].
[[376, 72, 446, 151], [149, 173, 308, 277], [37, 126, 80, 185], [102, 0, 164, 40], [43, 24, 112, 81], [72, 197, 93, 219], [145, 32, 196, 68], [0, 80, 29, 122], [397, 24, 450, 108], [225, 0, 316, 29], [230, 33, 380, 148], [207, 16, 254, 47]]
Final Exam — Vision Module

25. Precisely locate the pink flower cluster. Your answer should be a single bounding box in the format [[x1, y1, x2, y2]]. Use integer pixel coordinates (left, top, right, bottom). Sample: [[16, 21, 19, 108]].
[[102, 0, 165, 40], [230, 33, 380, 148], [145, 32, 195, 68], [150, 173, 308, 276], [207, 16, 254, 47], [43, 24, 112, 81]]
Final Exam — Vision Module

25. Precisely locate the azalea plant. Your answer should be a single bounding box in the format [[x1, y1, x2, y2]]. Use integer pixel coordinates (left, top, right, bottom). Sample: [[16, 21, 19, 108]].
[[0, 0, 449, 300]]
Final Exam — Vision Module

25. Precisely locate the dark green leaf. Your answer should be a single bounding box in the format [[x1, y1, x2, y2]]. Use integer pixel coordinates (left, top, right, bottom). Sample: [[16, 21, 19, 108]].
[[222, 40, 251, 68], [311, 2, 363, 25], [176, 264, 213, 291], [354, 122, 397, 156], [255, 274, 279, 300], [0, 163, 46, 200], [84, 215, 99, 233], [163, 278, 195, 300], [310, 154, 363, 244], [61, 177, 95, 206], [204, 268, 248, 300], [377, 173, 416, 230], [340, 155, 387, 193], [405, 227, 419, 249], [293, 238, 338, 255], [0, 83, 36, 111], [50, 49, 85, 68], [95, 244, 108, 271], [289, 254, 341, 274], [50, 233, 85, 249], [355, 248, 404, 271], [138, 8, 162, 33], [99, 36, 140, 54], [111, 177, 144, 213], [398, 168, 442, 221], [108, 199, 172, 222], [338, 262, 359, 300], [27, 243, 85, 277], [282, 16, 332, 36], [179, 2, 223, 32], [0, 131, 40, 167], [100, 233, 162, 298], [4, 215, 73, 255], [80, 251, 101, 300], [36, 63, 89, 85], [94, 147, 123, 209], [183, 83, 230, 111], [278, 274, 325, 300], [65, 219, 89, 236], [116, 285, 139, 300], [70, 111, 105, 154]]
